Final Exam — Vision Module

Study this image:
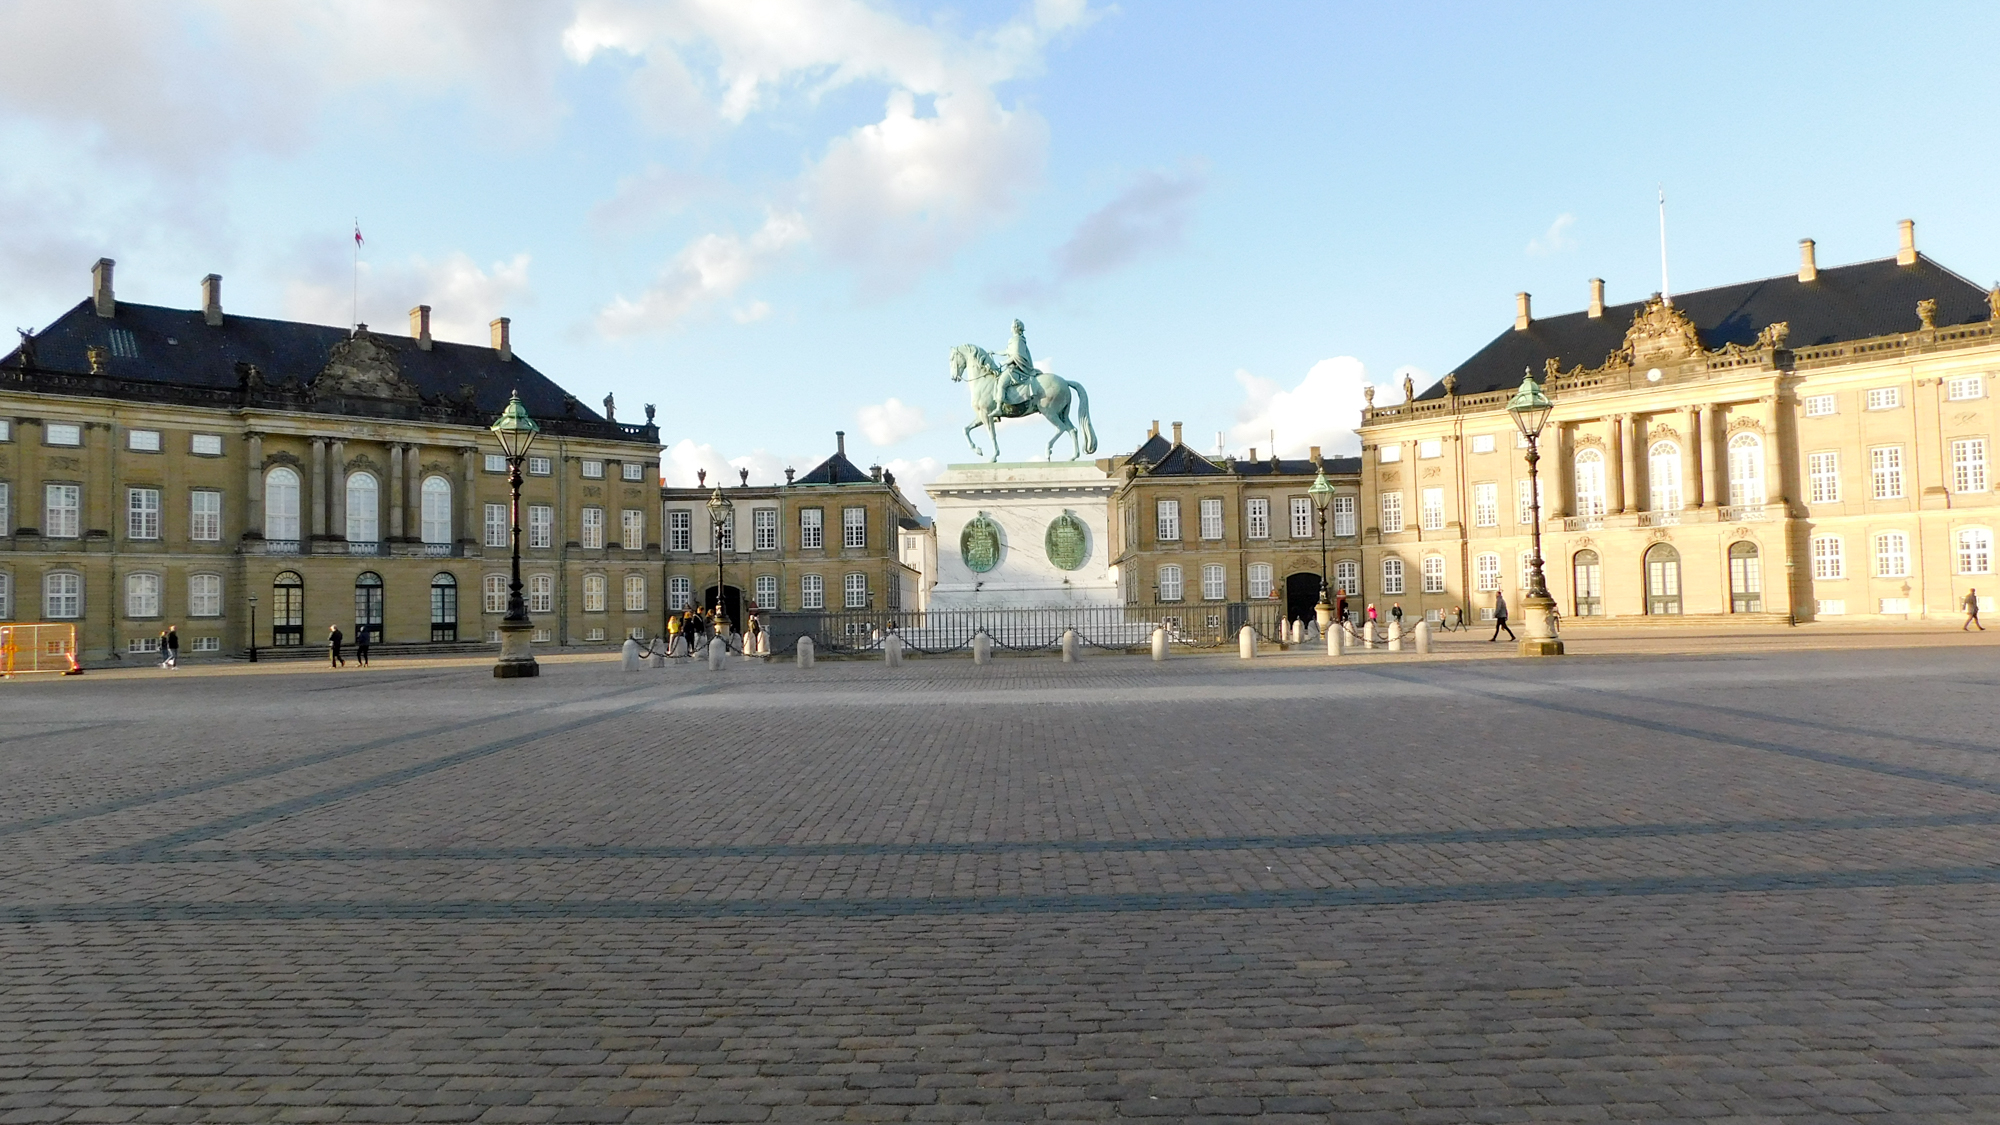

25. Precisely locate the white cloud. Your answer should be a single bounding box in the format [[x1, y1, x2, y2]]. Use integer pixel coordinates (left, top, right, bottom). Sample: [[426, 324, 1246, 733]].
[[589, 164, 717, 234], [1527, 212, 1578, 257], [856, 396, 930, 446], [882, 456, 944, 515], [663, 438, 790, 490], [1228, 357, 1414, 458], [282, 252, 534, 342], [596, 211, 805, 335]]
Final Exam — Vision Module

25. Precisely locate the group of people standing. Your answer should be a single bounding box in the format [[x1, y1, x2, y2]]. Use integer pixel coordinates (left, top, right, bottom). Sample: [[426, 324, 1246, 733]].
[[1325, 589, 1517, 642]]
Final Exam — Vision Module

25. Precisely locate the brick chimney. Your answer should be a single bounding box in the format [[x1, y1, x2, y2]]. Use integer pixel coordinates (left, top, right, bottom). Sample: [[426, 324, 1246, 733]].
[[1514, 292, 1532, 331], [410, 305, 433, 350], [836, 430, 846, 458], [1171, 421, 1183, 445], [92, 258, 115, 319], [1309, 445, 1322, 464], [1587, 278, 1605, 319], [1149, 420, 1159, 439], [1896, 219, 1917, 267], [1799, 239, 1818, 283], [201, 274, 223, 327], [489, 317, 512, 361]]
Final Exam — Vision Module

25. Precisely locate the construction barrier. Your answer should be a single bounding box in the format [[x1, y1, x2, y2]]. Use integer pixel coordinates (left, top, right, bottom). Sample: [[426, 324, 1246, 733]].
[[0, 624, 83, 677]]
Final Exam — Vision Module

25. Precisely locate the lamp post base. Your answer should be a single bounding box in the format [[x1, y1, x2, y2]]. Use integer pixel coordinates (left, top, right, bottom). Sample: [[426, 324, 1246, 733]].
[[1516, 593, 1565, 657], [1315, 601, 1333, 633], [494, 618, 540, 678]]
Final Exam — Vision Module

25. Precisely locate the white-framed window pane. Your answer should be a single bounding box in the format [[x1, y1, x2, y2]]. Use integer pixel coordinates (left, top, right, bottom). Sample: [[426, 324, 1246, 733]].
[[1808, 452, 1841, 504], [1332, 496, 1356, 538], [1812, 536, 1844, 580], [755, 574, 778, 611], [1471, 434, 1496, 454], [753, 508, 777, 550], [483, 574, 507, 613], [528, 505, 553, 548], [1246, 498, 1269, 539], [1377, 444, 1401, 463], [484, 504, 509, 548], [1648, 443, 1682, 512], [1473, 482, 1498, 527], [0, 572, 11, 620], [1475, 553, 1501, 592], [800, 508, 823, 550], [191, 433, 223, 456], [1866, 387, 1900, 411], [44, 572, 81, 618], [1418, 439, 1442, 459], [1381, 557, 1405, 595], [1290, 497, 1312, 538], [126, 572, 160, 618], [623, 574, 646, 611], [581, 460, 603, 479], [46, 483, 81, 538], [1874, 533, 1909, 578], [0, 482, 9, 537], [1248, 563, 1273, 599], [1952, 439, 1988, 494], [582, 507, 605, 549], [714, 512, 734, 552], [264, 467, 300, 541], [800, 574, 823, 609], [1871, 446, 1904, 500], [485, 453, 507, 473], [1420, 488, 1444, 531], [669, 575, 692, 610], [583, 574, 606, 612], [127, 429, 160, 452], [1516, 477, 1545, 523], [190, 490, 221, 541], [1157, 565, 1183, 602], [622, 462, 645, 481], [527, 456, 551, 476], [127, 487, 161, 540], [621, 509, 645, 550], [1334, 560, 1358, 596], [528, 574, 554, 614], [1957, 529, 1993, 575], [1201, 564, 1226, 601], [669, 509, 693, 551], [1156, 500, 1181, 541], [1422, 555, 1446, 593], [420, 477, 452, 544], [1379, 493, 1403, 534], [1199, 498, 1224, 540], [844, 572, 868, 608], [1573, 452, 1606, 518], [843, 507, 866, 548], [1728, 435, 1765, 507], [346, 472, 379, 542], [1804, 394, 1836, 417], [45, 423, 81, 447], [1946, 376, 1984, 401], [189, 574, 222, 617]]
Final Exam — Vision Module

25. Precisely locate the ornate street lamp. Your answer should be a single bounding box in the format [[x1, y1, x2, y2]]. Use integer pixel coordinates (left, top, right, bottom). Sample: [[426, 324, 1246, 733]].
[[247, 593, 258, 663], [491, 391, 541, 678], [1308, 465, 1335, 632], [707, 487, 734, 633], [1507, 368, 1563, 656]]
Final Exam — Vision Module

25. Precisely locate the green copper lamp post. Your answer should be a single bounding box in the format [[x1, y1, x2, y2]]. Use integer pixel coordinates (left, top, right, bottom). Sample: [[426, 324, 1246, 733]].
[[707, 487, 734, 631], [1507, 369, 1563, 656], [491, 391, 541, 678], [1308, 465, 1335, 633]]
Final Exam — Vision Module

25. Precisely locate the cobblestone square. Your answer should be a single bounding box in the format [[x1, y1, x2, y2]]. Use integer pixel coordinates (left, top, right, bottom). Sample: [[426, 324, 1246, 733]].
[[3, 647, 1999, 1122]]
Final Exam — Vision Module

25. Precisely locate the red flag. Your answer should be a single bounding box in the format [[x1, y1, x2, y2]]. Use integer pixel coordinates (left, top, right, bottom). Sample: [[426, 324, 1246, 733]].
[[353, 222, 364, 247]]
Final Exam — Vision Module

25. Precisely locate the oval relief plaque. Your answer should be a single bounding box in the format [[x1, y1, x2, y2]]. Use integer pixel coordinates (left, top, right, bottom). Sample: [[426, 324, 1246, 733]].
[[960, 513, 1002, 573], [1044, 511, 1088, 571]]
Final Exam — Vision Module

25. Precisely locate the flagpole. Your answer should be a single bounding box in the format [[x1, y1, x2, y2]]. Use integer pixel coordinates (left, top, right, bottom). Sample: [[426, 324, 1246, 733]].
[[1657, 187, 1670, 307], [352, 218, 360, 332]]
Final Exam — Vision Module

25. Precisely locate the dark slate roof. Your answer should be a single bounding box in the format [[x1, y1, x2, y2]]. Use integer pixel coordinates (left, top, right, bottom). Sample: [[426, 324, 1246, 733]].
[[1125, 433, 1172, 466], [897, 516, 930, 532], [1149, 443, 1226, 476], [1136, 444, 1363, 478], [3, 299, 655, 443], [1428, 254, 1991, 399], [795, 450, 874, 485]]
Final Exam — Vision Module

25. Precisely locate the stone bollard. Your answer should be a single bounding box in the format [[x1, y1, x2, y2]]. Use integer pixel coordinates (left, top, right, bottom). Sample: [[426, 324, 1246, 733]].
[[1061, 628, 1080, 663], [670, 635, 687, 659], [707, 635, 726, 670], [972, 630, 993, 665], [1388, 620, 1403, 652], [1305, 619, 1319, 644], [796, 635, 815, 668], [1151, 626, 1168, 662], [650, 646, 665, 669], [622, 637, 641, 671], [1329, 620, 1345, 656], [1239, 625, 1257, 659], [1415, 619, 1432, 655], [885, 633, 904, 667], [1364, 621, 1378, 650]]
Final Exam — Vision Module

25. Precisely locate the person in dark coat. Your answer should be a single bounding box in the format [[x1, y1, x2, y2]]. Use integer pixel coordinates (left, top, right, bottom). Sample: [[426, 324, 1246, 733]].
[[163, 625, 179, 669], [328, 625, 345, 668], [355, 626, 371, 666], [1490, 592, 1515, 642]]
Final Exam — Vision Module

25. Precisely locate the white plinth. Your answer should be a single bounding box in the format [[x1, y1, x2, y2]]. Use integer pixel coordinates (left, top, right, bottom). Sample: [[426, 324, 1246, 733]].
[[926, 462, 1120, 610]]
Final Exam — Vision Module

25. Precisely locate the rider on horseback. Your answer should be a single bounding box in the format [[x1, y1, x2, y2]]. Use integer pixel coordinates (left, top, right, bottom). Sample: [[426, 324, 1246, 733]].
[[998, 319, 1038, 417]]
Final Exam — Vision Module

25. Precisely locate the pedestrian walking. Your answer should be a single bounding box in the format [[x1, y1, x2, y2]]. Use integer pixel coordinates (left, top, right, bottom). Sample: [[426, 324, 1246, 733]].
[[355, 625, 371, 666], [328, 625, 345, 668], [1334, 590, 1349, 632], [1490, 591, 1515, 642], [163, 625, 179, 669], [1366, 602, 1378, 644], [1390, 602, 1404, 628], [1967, 588, 1986, 631], [157, 627, 172, 668]]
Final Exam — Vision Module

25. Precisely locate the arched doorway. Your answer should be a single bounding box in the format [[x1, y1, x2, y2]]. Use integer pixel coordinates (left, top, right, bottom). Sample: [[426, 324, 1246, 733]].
[[703, 584, 743, 633], [354, 572, 384, 644], [1572, 550, 1602, 617], [1644, 544, 1681, 615], [430, 574, 458, 642], [1728, 542, 1762, 613], [272, 571, 304, 646], [1284, 572, 1323, 623]]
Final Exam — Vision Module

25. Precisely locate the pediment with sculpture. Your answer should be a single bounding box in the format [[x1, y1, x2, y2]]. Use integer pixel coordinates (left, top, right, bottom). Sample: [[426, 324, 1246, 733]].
[[313, 329, 421, 404]]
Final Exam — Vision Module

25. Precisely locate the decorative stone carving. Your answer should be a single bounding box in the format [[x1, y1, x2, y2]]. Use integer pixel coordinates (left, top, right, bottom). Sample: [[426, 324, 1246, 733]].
[[422, 460, 451, 476], [1573, 536, 1594, 549], [1756, 321, 1790, 349], [1619, 296, 1704, 365], [1442, 373, 1457, 396], [344, 454, 382, 475], [313, 330, 420, 403], [86, 345, 108, 374], [1988, 285, 2000, 322], [1648, 528, 1673, 542], [1379, 470, 1400, 485], [1421, 466, 1442, 479], [1401, 373, 1415, 403], [960, 513, 1002, 573], [1727, 416, 1765, 434], [1648, 425, 1680, 442], [264, 450, 302, 468], [1573, 434, 1605, 450], [1918, 298, 1938, 330], [1363, 385, 1376, 408], [1044, 511, 1088, 571], [1731, 527, 1756, 540]]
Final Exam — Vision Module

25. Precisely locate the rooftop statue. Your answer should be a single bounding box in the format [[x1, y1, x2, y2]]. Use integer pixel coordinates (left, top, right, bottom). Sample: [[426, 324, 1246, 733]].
[[949, 319, 1097, 461]]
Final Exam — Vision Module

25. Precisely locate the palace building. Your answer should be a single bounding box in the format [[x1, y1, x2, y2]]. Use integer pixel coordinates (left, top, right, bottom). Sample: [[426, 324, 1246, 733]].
[[0, 259, 662, 662], [1354, 220, 1999, 624]]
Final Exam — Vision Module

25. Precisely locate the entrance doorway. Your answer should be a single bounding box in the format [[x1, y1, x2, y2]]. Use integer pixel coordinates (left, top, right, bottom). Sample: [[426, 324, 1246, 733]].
[[1284, 571, 1323, 623], [430, 573, 458, 642], [1644, 544, 1681, 615], [703, 584, 744, 633], [1572, 550, 1602, 617], [272, 571, 303, 646], [354, 572, 384, 644], [1728, 542, 1762, 613]]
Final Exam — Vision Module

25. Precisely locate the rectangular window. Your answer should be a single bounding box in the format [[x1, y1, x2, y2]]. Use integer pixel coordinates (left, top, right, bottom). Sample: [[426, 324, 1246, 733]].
[[44, 573, 81, 618], [46, 483, 81, 538], [753, 508, 777, 550], [1379, 493, 1403, 534], [844, 572, 868, 608], [527, 504, 553, 549], [755, 574, 778, 612], [668, 509, 693, 552], [617, 509, 641, 550], [1474, 553, 1501, 592], [0, 482, 9, 537], [800, 573, 824, 609], [1381, 557, 1405, 595], [842, 507, 866, 549], [1874, 533, 1910, 578], [1332, 496, 1355, 538], [668, 575, 692, 610], [126, 429, 161, 452], [1418, 439, 1442, 459], [1420, 488, 1444, 531], [527, 455, 552, 476], [1808, 452, 1841, 504], [1377, 444, 1401, 463], [1157, 564, 1183, 602], [1199, 498, 1224, 540], [1290, 497, 1313, 538], [583, 574, 606, 612], [528, 574, 554, 614], [1201, 564, 1226, 601], [1334, 560, 1359, 596], [1880, 597, 1911, 615], [1248, 563, 1273, 600], [715, 511, 734, 551], [188, 432, 223, 456], [1958, 529, 1993, 575], [1245, 498, 1269, 539], [191, 637, 219, 652], [190, 490, 221, 541], [1518, 478, 1544, 524], [801, 508, 824, 550], [1952, 438, 1988, 494], [1156, 499, 1181, 541], [484, 575, 507, 614], [484, 503, 509, 548], [126, 573, 160, 618], [189, 574, 222, 617], [581, 507, 605, 549], [1870, 446, 1905, 500], [1816, 599, 1846, 616], [1422, 555, 1446, 593], [1470, 434, 1496, 454], [1866, 387, 1901, 411], [1947, 376, 1985, 401], [0, 419, 10, 441], [1812, 536, 1844, 580], [1472, 482, 1498, 527], [485, 453, 507, 473], [45, 423, 81, 447], [1804, 394, 1836, 417], [581, 460, 604, 479], [622, 462, 646, 481]]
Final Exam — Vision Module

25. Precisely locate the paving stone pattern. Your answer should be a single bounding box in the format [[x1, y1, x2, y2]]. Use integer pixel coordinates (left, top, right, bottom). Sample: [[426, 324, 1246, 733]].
[[2, 649, 1998, 1121]]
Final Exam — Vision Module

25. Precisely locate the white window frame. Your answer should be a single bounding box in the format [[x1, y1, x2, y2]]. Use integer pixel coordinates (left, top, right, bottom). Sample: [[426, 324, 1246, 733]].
[[189, 489, 221, 542], [622, 509, 645, 550], [1334, 560, 1359, 596], [1290, 497, 1313, 538], [582, 573, 607, 612], [754, 573, 778, 611], [484, 453, 507, 473], [1952, 438, 1988, 494], [127, 487, 161, 540], [1573, 451, 1606, 518], [801, 508, 824, 550], [1418, 439, 1442, 459], [1648, 442, 1682, 512], [483, 574, 508, 614], [1247, 563, 1273, 600], [1866, 387, 1901, 411], [841, 507, 866, 549], [1420, 488, 1445, 532], [1870, 446, 1905, 500], [622, 462, 646, 482], [581, 460, 604, 479], [1472, 482, 1498, 528], [126, 429, 161, 452], [1376, 444, 1401, 463], [1957, 528, 1993, 575], [1804, 394, 1836, 417], [346, 472, 379, 543], [1808, 452, 1841, 504], [1474, 552, 1501, 592], [1470, 434, 1496, 454], [799, 573, 824, 609], [526, 455, 552, 476], [669, 509, 693, 552], [527, 504, 553, 549], [1422, 555, 1446, 593], [264, 467, 300, 541], [1199, 498, 1224, 541], [1245, 498, 1270, 540], [669, 575, 693, 610], [1157, 564, 1184, 602], [485, 503, 509, 548], [420, 476, 452, 545], [1332, 496, 1356, 538], [126, 572, 161, 618], [1874, 531, 1910, 579], [0, 482, 9, 538], [744, 508, 770, 551], [1156, 499, 1181, 542], [1727, 434, 1765, 508], [1379, 493, 1403, 534], [581, 506, 605, 550], [1381, 557, 1405, 595], [528, 574, 555, 614], [46, 483, 81, 539], [1946, 376, 1985, 402], [44, 572, 82, 619], [189, 573, 222, 617], [45, 423, 81, 447], [1811, 535, 1844, 581], [1200, 564, 1226, 601], [843, 572, 868, 609]]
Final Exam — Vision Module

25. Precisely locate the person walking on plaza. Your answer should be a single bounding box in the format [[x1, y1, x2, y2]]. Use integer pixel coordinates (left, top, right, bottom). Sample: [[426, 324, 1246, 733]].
[[666, 612, 683, 656], [163, 625, 179, 669], [1490, 591, 1515, 642], [1390, 602, 1404, 630], [355, 625, 371, 666], [1334, 590, 1349, 633], [1967, 589, 1985, 631], [328, 625, 345, 668], [157, 627, 172, 668]]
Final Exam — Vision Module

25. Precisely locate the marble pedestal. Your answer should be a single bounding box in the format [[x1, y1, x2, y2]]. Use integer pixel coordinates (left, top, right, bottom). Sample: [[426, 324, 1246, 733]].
[[925, 462, 1120, 610]]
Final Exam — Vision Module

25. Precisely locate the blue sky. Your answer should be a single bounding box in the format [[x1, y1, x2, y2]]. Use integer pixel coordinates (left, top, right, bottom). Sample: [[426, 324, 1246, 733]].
[[6, 1, 1999, 505]]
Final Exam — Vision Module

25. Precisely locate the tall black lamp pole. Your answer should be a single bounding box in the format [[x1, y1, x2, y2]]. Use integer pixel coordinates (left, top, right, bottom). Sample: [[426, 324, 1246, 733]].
[[491, 391, 541, 678]]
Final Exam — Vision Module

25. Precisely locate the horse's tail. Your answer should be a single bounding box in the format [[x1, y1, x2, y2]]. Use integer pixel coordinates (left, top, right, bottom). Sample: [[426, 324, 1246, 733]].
[[1071, 379, 1097, 454]]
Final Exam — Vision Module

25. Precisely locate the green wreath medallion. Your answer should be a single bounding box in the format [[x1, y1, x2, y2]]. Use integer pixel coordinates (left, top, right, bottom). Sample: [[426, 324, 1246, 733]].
[[960, 513, 1002, 573], [1044, 510, 1088, 571]]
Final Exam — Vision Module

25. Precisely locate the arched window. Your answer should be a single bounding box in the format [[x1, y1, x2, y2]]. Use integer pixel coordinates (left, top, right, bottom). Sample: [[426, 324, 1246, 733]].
[[1572, 550, 1602, 617], [1728, 433, 1765, 508], [1958, 527, 1993, 575], [1381, 557, 1405, 595], [1644, 543, 1681, 615], [43, 572, 82, 619], [430, 574, 457, 642], [1574, 449, 1607, 518], [1421, 555, 1446, 593], [1648, 441, 1683, 512], [265, 466, 301, 542], [189, 574, 222, 617], [528, 574, 554, 614], [271, 571, 304, 646], [346, 472, 379, 544], [1874, 532, 1910, 578], [1474, 552, 1501, 592], [1812, 536, 1844, 580], [353, 571, 384, 643], [483, 574, 508, 614], [125, 572, 161, 618], [420, 476, 452, 545], [1728, 542, 1762, 613]]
